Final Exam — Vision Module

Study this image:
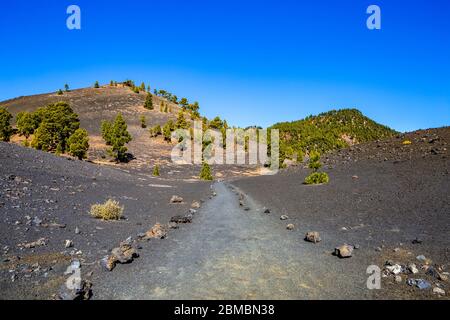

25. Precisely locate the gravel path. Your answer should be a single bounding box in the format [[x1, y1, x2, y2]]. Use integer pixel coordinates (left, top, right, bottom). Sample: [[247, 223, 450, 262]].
[[93, 182, 370, 299]]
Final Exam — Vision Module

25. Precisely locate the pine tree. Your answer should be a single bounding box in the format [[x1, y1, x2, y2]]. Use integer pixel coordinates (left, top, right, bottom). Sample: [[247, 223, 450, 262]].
[[0, 107, 13, 142], [140, 115, 147, 128], [176, 110, 188, 129], [199, 162, 213, 181], [67, 128, 89, 160], [64, 84, 70, 92], [57, 89, 63, 95], [108, 113, 132, 161], [94, 81, 100, 88], [162, 122, 172, 142], [152, 164, 160, 176], [144, 93, 153, 110], [16, 111, 39, 138], [101, 120, 113, 145], [30, 102, 80, 152], [140, 82, 146, 91]]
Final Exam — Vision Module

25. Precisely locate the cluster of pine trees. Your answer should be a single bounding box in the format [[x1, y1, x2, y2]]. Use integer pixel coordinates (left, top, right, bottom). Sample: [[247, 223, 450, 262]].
[[270, 108, 397, 166], [0, 103, 90, 160]]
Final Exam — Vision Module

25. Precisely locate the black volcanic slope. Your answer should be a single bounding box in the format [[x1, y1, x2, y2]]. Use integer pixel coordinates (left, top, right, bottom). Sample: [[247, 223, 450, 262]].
[[0, 142, 211, 299], [231, 127, 449, 299]]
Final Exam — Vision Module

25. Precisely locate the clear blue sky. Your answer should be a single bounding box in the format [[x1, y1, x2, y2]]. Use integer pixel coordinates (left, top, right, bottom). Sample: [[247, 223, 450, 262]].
[[0, 0, 449, 132]]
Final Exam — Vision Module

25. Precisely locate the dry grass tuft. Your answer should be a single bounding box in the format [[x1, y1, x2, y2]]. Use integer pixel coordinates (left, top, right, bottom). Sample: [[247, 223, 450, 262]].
[[90, 199, 123, 220]]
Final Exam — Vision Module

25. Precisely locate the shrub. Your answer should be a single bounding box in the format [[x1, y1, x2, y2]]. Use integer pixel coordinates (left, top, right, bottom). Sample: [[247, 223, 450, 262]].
[[140, 115, 147, 128], [132, 86, 140, 94], [90, 199, 123, 220], [304, 151, 329, 185], [144, 93, 153, 110], [140, 82, 146, 91], [0, 107, 13, 142], [304, 172, 329, 185], [149, 125, 161, 137], [162, 122, 172, 142], [402, 140, 412, 145], [67, 128, 89, 160], [308, 150, 322, 172], [153, 164, 160, 176], [199, 162, 213, 181]]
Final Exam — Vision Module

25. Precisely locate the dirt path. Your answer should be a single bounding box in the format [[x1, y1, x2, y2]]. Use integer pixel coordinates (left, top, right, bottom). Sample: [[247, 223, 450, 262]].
[[94, 181, 370, 299]]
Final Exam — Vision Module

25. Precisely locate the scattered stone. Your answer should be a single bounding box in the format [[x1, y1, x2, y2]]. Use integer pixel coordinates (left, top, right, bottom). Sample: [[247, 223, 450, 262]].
[[334, 244, 353, 258], [58, 280, 92, 300], [17, 238, 47, 249], [42, 223, 66, 228], [433, 287, 446, 295], [386, 264, 402, 275], [75, 227, 80, 234], [64, 240, 74, 248], [280, 215, 289, 221], [212, 192, 217, 197], [101, 240, 139, 272], [167, 222, 179, 229], [189, 208, 197, 214], [375, 247, 382, 252], [170, 195, 183, 203], [407, 278, 431, 290], [412, 238, 423, 244], [145, 223, 167, 239], [395, 275, 402, 283], [32, 217, 42, 226], [286, 224, 295, 230], [263, 208, 271, 214], [416, 255, 431, 264], [393, 248, 400, 252], [243, 207, 250, 211], [305, 232, 321, 243], [408, 263, 419, 274], [352, 175, 359, 180], [426, 266, 448, 281], [191, 201, 201, 209], [170, 215, 192, 224]]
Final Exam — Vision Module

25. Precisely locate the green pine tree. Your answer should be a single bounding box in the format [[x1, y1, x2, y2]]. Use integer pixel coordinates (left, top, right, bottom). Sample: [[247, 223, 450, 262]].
[[199, 162, 213, 181], [67, 128, 90, 160], [144, 93, 153, 110], [152, 164, 160, 176], [0, 107, 13, 142]]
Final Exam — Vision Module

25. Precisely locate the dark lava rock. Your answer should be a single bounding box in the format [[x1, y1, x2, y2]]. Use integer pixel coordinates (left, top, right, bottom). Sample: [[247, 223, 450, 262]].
[[170, 215, 192, 224]]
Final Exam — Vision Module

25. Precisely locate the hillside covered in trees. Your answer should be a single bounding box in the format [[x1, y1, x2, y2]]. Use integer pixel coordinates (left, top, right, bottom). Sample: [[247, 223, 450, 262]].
[[271, 109, 398, 164]]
